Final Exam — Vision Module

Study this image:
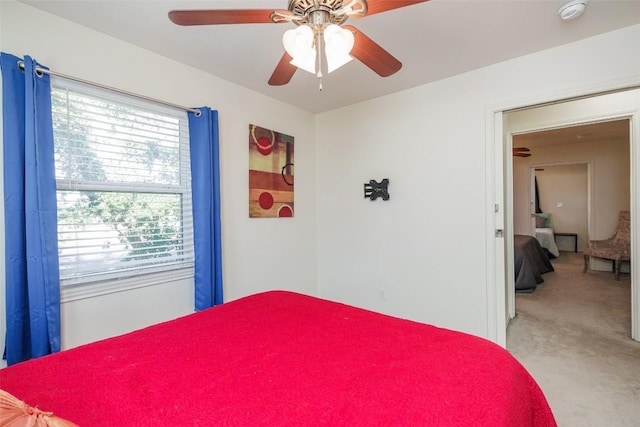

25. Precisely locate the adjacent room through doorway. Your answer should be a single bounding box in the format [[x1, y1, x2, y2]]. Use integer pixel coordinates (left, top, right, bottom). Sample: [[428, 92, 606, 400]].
[[508, 114, 631, 337], [498, 88, 639, 343]]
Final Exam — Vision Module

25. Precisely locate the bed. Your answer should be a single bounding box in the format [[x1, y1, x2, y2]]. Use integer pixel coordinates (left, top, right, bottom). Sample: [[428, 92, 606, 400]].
[[515, 235, 555, 292], [0, 291, 556, 426], [535, 227, 560, 258], [534, 213, 560, 258]]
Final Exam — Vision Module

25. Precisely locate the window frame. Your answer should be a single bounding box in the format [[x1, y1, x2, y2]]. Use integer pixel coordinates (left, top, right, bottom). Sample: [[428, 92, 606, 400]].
[[50, 77, 194, 301]]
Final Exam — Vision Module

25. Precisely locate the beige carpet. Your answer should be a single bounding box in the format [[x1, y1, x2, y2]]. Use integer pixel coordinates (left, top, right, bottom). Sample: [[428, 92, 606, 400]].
[[507, 251, 640, 427]]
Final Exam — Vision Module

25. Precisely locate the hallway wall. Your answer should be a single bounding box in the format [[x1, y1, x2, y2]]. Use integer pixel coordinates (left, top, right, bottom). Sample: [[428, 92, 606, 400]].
[[536, 164, 589, 252]]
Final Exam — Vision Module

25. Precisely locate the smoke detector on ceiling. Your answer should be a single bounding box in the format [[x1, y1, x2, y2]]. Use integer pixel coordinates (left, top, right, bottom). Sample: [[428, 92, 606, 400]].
[[558, 0, 588, 20]]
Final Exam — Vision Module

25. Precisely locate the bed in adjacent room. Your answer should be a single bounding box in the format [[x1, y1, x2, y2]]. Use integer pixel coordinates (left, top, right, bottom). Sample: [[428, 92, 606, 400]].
[[534, 213, 560, 258], [535, 227, 560, 258], [515, 234, 555, 292], [0, 291, 556, 426]]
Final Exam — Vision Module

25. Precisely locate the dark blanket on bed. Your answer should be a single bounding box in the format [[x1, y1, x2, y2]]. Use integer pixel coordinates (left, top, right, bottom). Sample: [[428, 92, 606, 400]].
[[0, 291, 556, 426], [515, 234, 555, 292]]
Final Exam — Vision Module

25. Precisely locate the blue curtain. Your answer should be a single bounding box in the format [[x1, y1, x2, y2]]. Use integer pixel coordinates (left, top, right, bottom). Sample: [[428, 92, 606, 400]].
[[1, 53, 61, 365], [188, 108, 223, 310]]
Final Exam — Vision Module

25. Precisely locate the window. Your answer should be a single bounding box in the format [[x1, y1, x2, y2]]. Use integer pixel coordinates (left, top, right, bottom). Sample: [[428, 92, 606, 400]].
[[51, 79, 193, 294]]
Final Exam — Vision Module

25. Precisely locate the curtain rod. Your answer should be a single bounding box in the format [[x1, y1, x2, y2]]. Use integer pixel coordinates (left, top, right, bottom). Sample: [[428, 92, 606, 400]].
[[18, 60, 201, 116]]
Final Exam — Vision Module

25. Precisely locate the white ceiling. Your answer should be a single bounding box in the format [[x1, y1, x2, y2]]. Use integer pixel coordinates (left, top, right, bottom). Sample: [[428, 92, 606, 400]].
[[19, 0, 640, 113], [513, 118, 630, 150]]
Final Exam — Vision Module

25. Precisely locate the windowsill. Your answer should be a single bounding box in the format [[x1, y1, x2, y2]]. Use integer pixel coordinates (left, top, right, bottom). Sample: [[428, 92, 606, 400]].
[[61, 267, 193, 303]]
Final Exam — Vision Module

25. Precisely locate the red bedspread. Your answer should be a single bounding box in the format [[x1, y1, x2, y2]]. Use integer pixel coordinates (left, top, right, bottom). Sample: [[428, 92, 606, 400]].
[[0, 291, 556, 426]]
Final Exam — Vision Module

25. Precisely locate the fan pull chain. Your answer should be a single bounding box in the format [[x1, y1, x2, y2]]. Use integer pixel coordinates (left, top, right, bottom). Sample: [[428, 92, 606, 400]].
[[316, 30, 323, 91]]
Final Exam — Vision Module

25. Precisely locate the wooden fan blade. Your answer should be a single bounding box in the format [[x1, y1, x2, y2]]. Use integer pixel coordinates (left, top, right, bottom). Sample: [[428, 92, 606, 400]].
[[356, 0, 429, 17], [169, 10, 284, 26], [343, 25, 401, 77], [513, 147, 531, 157], [269, 52, 298, 86]]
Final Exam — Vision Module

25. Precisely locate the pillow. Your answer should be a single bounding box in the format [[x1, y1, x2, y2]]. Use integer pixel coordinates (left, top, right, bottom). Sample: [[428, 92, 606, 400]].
[[535, 216, 547, 228], [0, 389, 79, 427]]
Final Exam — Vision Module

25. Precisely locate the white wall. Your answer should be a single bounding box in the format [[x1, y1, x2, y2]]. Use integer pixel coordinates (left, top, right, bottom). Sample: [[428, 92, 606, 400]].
[[316, 24, 640, 338], [536, 164, 589, 251], [0, 1, 318, 353]]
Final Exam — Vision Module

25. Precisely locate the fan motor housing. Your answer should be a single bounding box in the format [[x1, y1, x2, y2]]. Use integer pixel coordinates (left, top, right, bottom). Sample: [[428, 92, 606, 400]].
[[283, 0, 366, 25]]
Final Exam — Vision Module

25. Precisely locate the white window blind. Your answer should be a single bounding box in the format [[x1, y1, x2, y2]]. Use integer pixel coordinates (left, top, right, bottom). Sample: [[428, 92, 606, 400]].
[[51, 79, 194, 286]]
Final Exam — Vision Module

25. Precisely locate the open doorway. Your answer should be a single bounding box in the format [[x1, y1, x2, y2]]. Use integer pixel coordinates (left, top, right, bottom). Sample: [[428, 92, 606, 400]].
[[510, 120, 630, 332], [493, 88, 640, 344]]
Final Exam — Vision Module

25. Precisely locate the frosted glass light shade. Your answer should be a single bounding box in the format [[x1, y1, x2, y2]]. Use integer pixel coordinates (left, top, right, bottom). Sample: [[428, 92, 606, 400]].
[[283, 25, 317, 74], [324, 24, 354, 73], [290, 55, 316, 74]]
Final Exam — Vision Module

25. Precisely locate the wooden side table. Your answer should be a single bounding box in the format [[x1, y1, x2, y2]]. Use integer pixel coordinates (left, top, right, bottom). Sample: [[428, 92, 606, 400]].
[[554, 232, 578, 252]]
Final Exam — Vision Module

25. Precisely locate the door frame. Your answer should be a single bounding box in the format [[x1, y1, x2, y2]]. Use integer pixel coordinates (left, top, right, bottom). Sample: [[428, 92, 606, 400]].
[[486, 80, 640, 346]]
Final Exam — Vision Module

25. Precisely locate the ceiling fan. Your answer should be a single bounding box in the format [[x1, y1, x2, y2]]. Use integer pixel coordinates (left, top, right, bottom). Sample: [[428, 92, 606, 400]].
[[513, 147, 531, 157], [168, 0, 429, 87]]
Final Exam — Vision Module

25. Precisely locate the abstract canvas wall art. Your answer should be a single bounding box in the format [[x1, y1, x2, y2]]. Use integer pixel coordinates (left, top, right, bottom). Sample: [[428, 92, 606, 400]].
[[249, 124, 294, 218]]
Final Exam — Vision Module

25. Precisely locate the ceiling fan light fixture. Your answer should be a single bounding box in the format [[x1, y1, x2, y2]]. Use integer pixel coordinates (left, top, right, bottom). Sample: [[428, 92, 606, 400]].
[[283, 23, 356, 75], [283, 25, 317, 74], [169, 0, 427, 86], [557, 0, 588, 20], [324, 24, 354, 73]]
